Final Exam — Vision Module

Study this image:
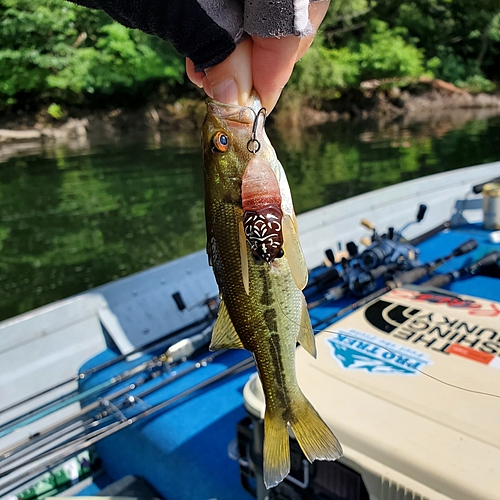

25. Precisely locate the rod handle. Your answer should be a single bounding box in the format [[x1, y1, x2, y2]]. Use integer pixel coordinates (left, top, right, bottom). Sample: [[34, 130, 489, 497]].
[[370, 262, 398, 279], [346, 241, 359, 257], [452, 239, 478, 256], [422, 273, 453, 288], [391, 265, 430, 287], [360, 218, 375, 230], [472, 251, 500, 270], [416, 204, 427, 222], [324, 248, 336, 265]]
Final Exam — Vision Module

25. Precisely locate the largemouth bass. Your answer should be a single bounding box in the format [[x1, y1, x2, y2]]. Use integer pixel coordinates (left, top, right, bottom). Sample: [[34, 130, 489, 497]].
[[202, 95, 342, 488]]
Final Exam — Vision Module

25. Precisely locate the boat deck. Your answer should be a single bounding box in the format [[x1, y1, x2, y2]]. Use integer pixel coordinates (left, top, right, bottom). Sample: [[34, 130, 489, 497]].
[[76, 222, 500, 500]]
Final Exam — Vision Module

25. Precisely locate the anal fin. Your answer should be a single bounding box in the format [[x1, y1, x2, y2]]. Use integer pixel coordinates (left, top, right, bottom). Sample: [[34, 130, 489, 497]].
[[297, 297, 317, 358], [210, 299, 245, 351], [282, 214, 308, 290]]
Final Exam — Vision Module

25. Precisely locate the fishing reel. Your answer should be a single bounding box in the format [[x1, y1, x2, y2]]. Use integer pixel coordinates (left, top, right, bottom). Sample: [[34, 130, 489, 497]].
[[309, 204, 428, 303], [346, 263, 395, 297], [358, 204, 427, 272]]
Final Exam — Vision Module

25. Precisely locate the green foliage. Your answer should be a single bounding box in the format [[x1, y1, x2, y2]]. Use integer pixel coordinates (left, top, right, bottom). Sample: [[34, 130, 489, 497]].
[[0, 0, 498, 110], [290, 42, 359, 99], [47, 103, 63, 120], [356, 20, 424, 80], [456, 74, 496, 93], [291, 19, 425, 97], [370, 0, 500, 87], [0, 0, 184, 109]]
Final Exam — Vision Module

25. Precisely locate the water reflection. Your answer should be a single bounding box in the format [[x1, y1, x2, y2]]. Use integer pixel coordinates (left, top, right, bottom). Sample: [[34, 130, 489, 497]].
[[0, 111, 499, 321], [269, 110, 500, 213]]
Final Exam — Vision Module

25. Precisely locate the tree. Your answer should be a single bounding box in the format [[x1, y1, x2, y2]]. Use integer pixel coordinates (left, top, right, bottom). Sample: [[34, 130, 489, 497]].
[[0, 0, 184, 108]]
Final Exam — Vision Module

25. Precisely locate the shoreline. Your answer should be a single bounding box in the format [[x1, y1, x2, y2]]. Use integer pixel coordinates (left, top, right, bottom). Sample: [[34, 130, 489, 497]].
[[1, 89, 500, 152]]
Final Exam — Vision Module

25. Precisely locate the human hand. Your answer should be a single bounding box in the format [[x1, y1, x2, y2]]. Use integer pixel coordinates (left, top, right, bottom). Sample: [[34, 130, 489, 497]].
[[186, 1, 330, 113]]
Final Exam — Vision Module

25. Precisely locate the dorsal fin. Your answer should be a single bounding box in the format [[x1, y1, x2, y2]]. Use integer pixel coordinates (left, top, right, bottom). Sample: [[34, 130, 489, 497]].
[[210, 299, 245, 351]]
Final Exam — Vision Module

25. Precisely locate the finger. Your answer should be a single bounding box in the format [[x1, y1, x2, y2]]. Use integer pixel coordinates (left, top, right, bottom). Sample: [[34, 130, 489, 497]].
[[251, 0, 330, 112], [203, 38, 253, 106], [296, 0, 330, 61], [251, 35, 301, 112], [186, 58, 204, 88]]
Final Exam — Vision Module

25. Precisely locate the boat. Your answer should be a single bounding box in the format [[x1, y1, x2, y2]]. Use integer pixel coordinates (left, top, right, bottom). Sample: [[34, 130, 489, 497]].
[[0, 162, 499, 500]]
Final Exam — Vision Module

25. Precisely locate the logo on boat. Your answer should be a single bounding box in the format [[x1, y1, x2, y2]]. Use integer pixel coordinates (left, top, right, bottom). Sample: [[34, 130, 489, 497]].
[[326, 328, 432, 375]]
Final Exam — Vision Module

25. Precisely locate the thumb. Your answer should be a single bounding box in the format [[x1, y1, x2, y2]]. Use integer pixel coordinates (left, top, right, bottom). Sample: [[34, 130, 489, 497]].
[[203, 38, 253, 106]]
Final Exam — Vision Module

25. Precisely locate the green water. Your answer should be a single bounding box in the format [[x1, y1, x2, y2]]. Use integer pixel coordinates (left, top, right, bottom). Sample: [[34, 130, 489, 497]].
[[1, 111, 500, 321]]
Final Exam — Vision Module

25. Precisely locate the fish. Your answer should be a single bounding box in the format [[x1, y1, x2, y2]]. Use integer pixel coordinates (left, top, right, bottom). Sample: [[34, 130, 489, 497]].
[[202, 94, 342, 488]]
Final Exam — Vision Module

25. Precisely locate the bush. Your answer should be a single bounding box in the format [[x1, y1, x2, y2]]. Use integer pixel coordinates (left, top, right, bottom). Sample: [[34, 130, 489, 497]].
[[356, 20, 424, 80], [456, 74, 496, 93], [0, 0, 184, 109], [290, 19, 426, 101]]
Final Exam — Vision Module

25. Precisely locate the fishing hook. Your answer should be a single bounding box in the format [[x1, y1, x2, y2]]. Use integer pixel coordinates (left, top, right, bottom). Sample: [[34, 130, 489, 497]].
[[247, 107, 267, 154]]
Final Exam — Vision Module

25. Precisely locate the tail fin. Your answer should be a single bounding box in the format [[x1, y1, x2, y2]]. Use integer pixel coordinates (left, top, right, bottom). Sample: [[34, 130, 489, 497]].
[[289, 394, 343, 463], [263, 411, 290, 489], [263, 394, 342, 489]]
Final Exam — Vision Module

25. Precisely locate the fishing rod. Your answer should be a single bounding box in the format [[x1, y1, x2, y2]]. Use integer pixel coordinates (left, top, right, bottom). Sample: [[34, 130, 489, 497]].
[[312, 238, 478, 328], [0, 295, 218, 418], [409, 176, 500, 247], [308, 261, 401, 309], [0, 354, 255, 496], [1, 382, 142, 464], [0, 323, 214, 440], [420, 250, 500, 288], [307, 210, 428, 308], [0, 351, 167, 439], [0, 346, 227, 467], [307, 204, 426, 298]]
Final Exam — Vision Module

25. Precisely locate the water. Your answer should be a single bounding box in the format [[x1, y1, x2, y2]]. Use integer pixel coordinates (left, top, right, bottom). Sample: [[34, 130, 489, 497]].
[[1, 110, 500, 321]]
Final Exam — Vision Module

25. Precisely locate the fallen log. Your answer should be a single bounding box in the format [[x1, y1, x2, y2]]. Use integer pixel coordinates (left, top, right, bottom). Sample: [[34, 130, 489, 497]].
[[0, 129, 41, 143]]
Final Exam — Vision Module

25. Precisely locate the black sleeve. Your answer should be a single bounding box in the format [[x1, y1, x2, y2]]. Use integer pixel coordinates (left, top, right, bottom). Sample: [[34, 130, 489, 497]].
[[68, 0, 239, 71]]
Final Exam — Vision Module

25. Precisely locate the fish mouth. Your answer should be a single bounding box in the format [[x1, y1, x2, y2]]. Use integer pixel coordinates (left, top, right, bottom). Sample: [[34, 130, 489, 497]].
[[206, 93, 263, 125], [206, 99, 254, 125]]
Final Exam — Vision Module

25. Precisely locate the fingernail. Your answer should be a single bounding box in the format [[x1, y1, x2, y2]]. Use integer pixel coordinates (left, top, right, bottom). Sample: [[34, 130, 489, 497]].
[[211, 78, 239, 105]]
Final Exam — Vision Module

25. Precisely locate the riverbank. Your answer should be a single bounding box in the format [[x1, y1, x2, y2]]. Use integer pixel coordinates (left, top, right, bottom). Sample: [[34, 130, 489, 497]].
[[2, 87, 500, 152]]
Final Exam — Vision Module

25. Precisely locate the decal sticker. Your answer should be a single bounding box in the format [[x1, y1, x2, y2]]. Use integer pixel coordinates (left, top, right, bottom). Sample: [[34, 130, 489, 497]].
[[389, 289, 500, 317], [446, 344, 500, 369], [326, 328, 432, 375], [363, 296, 500, 367]]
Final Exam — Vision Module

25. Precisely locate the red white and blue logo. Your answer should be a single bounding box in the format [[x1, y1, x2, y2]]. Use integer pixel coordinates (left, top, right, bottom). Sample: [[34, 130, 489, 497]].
[[326, 328, 432, 375]]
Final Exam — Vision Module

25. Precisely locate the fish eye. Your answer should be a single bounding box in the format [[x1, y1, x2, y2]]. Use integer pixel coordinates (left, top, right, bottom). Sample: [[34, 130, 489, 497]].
[[212, 131, 229, 152]]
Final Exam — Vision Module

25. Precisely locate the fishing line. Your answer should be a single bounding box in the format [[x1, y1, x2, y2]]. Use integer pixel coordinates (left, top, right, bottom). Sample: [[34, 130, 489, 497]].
[[311, 324, 500, 400], [273, 286, 500, 400]]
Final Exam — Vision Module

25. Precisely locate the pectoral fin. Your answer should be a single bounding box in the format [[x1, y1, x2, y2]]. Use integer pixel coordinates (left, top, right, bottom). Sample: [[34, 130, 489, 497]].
[[283, 214, 308, 290], [297, 297, 317, 358], [239, 220, 250, 295], [210, 299, 245, 351]]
